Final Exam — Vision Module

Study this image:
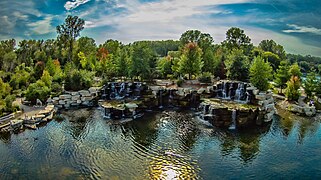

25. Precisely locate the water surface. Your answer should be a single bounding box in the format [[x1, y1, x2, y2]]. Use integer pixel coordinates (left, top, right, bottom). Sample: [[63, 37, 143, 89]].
[[0, 108, 320, 179]]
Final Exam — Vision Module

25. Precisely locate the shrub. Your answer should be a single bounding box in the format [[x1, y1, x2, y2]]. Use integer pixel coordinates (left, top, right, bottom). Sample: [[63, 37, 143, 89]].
[[285, 76, 301, 101], [177, 78, 184, 87], [25, 80, 51, 104], [249, 56, 273, 91], [64, 69, 94, 91], [51, 82, 63, 96], [198, 72, 212, 83]]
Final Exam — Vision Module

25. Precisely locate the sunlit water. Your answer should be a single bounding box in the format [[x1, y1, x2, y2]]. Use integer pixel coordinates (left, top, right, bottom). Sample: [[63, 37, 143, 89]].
[[0, 108, 321, 179]]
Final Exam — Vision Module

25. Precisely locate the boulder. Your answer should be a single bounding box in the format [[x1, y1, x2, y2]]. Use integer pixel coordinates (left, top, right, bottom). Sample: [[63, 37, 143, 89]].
[[59, 94, 72, 100], [71, 91, 79, 96], [255, 94, 266, 101], [71, 95, 81, 101], [81, 96, 93, 101], [53, 97, 59, 101], [304, 107, 316, 117], [78, 90, 90, 97], [59, 100, 65, 105]]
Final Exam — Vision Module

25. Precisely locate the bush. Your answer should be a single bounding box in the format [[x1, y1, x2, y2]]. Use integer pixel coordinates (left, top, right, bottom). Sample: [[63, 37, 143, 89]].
[[285, 76, 301, 101], [198, 72, 212, 83], [177, 78, 184, 87], [249, 56, 273, 91], [64, 69, 94, 91], [51, 82, 63, 96], [25, 80, 51, 104]]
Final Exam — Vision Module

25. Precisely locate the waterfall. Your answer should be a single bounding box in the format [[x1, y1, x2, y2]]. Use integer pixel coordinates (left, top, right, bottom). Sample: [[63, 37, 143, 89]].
[[229, 83, 233, 99], [119, 82, 126, 97], [168, 89, 173, 107], [235, 83, 245, 101], [222, 82, 227, 99], [159, 89, 163, 108], [110, 83, 117, 99], [229, 109, 237, 130], [132, 110, 136, 119], [135, 83, 142, 99], [246, 92, 250, 103], [203, 104, 207, 115]]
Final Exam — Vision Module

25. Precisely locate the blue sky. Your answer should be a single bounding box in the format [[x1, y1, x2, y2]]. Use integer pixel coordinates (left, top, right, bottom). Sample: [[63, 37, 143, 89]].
[[1, 0, 321, 56]]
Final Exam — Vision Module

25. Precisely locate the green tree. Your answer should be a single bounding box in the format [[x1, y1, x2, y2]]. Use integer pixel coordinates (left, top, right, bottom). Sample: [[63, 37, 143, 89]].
[[56, 15, 85, 62], [249, 56, 273, 91], [303, 72, 318, 98], [259, 39, 286, 60], [178, 42, 203, 79], [157, 56, 172, 78], [225, 49, 249, 81], [130, 42, 154, 80], [25, 80, 51, 104], [262, 51, 280, 71], [318, 64, 321, 75], [222, 27, 252, 53], [289, 63, 302, 78], [41, 70, 53, 88], [285, 76, 301, 101], [274, 60, 291, 94]]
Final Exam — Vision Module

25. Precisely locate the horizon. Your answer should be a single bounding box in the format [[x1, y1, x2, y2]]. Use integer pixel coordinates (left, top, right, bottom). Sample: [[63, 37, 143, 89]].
[[1, 0, 321, 57]]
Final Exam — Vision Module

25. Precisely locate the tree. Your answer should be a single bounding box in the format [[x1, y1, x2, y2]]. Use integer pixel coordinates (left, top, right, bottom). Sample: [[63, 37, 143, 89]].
[[285, 76, 301, 101], [56, 15, 85, 62], [259, 39, 286, 60], [225, 49, 249, 81], [250, 56, 273, 91], [40, 70, 53, 88], [289, 63, 302, 78], [274, 60, 291, 94], [318, 64, 321, 75], [262, 51, 280, 71], [180, 30, 214, 49], [303, 72, 318, 98], [222, 27, 252, 53], [178, 42, 203, 79], [157, 56, 172, 78], [25, 80, 51, 104], [202, 46, 216, 74], [130, 42, 154, 80]]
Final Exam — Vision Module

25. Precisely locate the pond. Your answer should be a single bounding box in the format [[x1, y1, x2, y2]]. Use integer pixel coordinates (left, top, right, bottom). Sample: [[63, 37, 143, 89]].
[[0, 108, 320, 179]]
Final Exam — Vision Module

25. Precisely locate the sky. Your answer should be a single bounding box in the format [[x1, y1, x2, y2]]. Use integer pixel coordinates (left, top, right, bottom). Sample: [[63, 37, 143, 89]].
[[1, 0, 321, 56]]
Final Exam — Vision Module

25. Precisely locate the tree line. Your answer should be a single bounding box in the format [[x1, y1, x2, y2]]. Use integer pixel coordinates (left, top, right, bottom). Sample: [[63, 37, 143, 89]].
[[1, 15, 321, 116]]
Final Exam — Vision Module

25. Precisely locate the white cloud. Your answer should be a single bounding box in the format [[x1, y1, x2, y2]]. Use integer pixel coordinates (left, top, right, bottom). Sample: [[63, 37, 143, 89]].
[[64, 0, 91, 11], [283, 24, 321, 35], [27, 16, 54, 35]]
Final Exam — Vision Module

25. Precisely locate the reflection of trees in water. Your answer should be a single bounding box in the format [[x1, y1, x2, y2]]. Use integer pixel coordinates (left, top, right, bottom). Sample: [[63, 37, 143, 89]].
[[119, 113, 159, 148], [297, 117, 320, 144], [174, 112, 200, 152], [0, 132, 11, 143], [275, 107, 320, 144], [62, 109, 94, 140], [215, 124, 271, 164]]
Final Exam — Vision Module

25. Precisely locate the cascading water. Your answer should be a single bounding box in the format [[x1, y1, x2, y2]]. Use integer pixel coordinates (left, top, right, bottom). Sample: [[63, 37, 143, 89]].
[[159, 89, 163, 109], [222, 82, 227, 99], [246, 92, 250, 103], [229, 109, 237, 130]]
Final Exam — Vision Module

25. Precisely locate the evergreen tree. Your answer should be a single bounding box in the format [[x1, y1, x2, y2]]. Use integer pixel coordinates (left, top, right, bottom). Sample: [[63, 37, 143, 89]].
[[303, 72, 318, 98], [289, 63, 302, 78], [285, 76, 301, 101], [249, 56, 273, 91], [225, 49, 249, 81], [178, 42, 203, 79], [274, 60, 291, 94]]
